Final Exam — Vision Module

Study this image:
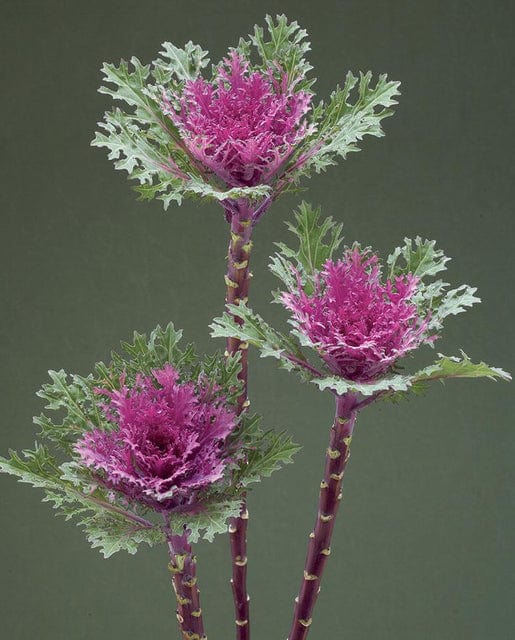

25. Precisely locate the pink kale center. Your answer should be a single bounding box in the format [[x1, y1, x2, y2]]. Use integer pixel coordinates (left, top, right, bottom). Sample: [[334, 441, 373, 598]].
[[281, 248, 435, 381], [75, 364, 236, 511], [163, 51, 313, 187]]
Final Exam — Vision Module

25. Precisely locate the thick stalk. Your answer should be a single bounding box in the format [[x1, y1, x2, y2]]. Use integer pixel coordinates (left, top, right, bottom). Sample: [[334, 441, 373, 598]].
[[165, 526, 206, 640], [288, 393, 360, 640], [225, 198, 253, 640]]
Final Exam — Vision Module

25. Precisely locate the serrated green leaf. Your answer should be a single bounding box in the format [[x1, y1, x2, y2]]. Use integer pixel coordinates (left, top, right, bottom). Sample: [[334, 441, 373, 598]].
[[237, 430, 300, 487], [227, 413, 300, 487], [153, 41, 210, 83], [384, 352, 511, 403], [0, 443, 61, 490], [427, 285, 480, 330], [80, 511, 164, 558], [285, 71, 400, 182], [98, 57, 160, 122], [92, 107, 172, 178], [268, 252, 299, 295], [211, 305, 284, 357], [312, 373, 412, 397], [133, 173, 271, 210], [316, 351, 510, 402], [387, 236, 449, 280], [0, 446, 162, 558], [284, 201, 343, 273], [106, 322, 194, 380], [414, 352, 511, 383], [244, 14, 314, 90], [181, 176, 272, 203], [387, 237, 481, 330], [168, 499, 242, 543], [34, 371, 101, 451], [269, 202, 343, 294], [210, 303, 315, 380]]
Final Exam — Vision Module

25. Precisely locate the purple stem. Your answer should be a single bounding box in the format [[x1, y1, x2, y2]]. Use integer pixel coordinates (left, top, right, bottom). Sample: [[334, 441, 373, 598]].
[[164, 523, 205, 640], [287, 392, 360, 640], [224, 197, 254, 640]]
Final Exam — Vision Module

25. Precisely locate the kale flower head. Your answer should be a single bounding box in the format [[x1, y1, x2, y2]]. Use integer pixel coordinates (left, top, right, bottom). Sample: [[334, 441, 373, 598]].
[[212, 208, 509, 400], [93, 15, 400, 212], [281, 248, 434, 382], [76, 364, 237, 511], [163, 51, 312, 188], [0, 324, 300, 555]]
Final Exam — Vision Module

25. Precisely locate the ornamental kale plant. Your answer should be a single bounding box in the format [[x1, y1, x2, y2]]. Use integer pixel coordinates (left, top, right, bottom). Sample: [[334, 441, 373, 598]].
[[0, 324, 298, 640], [2, 13, 510, 640], [92, 14, 400, 213], [92, 14, 400, 636], [211, 203, 511, 639]]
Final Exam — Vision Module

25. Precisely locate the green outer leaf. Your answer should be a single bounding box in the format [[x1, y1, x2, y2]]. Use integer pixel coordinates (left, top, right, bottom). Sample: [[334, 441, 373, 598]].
[[92, 107, 171, 177], [82, 517, 163, 558], [287, 71, 400, 181], [312, 373, 412, 396], [387, 236, 449, 280], [277, 201, 343, 275], [414, 352, 511, 383], [133, 175, 271, 210], [387, 236, 481, 330], [245, 14, 314, 90], [153, 40, 210, 83], [0, 446, 163, 558], [34, 370, 101, 451], [384, 352, 511, 403], [210, 303, 314, 381], [229, 413, 300, 488], [427, 285, 480, 330], [98, 57, 161, 122], [168, 499, 242, 543], [180, 176, 271, 203], [315, 351, 511, 399], [0, 443, 61, 490], [237, 431, 300, 487]]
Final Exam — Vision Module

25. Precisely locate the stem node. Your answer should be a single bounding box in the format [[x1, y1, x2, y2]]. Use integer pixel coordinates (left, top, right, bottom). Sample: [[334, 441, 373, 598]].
[[298, 618, 312, 628]]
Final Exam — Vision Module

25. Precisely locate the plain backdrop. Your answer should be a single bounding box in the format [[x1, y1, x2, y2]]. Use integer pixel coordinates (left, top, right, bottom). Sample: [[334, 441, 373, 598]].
[[1, 1, 514, 638]]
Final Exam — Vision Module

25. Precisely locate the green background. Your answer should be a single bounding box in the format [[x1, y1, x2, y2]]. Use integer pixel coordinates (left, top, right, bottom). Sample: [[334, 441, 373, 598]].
[[1, 1, 513, 638]]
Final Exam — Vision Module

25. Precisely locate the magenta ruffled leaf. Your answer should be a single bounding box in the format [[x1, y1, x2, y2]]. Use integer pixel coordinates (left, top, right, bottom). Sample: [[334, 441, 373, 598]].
[[162, 50, 313, 189], [281, 247, 433, 382], [76, 364, 238, 512]]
